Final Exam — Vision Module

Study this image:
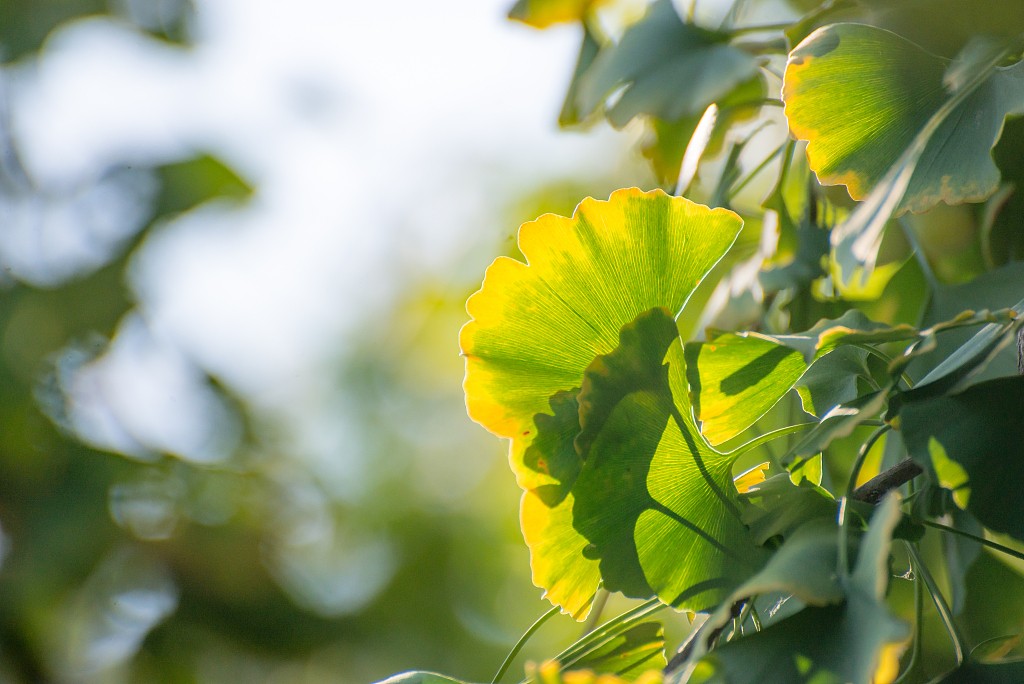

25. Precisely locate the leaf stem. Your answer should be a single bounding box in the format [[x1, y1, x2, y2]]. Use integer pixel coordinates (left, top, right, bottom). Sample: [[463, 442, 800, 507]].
[[899, 216, 939, 293], [552, 598, 664, 673], [581, 588, 610, 636], [851, 459, 923, 504], [894, 553, 924, 682], [838, 425, 891, 575], [727, 142, 787, 199], [492, 605, 560, 684], [728, 22, 795, 36], [905, 541, 965, 666], [723, 422, 816, 457], [922, 519, 1024, 564], [749, 603, 762, 631], [851, 342, 915, 389]]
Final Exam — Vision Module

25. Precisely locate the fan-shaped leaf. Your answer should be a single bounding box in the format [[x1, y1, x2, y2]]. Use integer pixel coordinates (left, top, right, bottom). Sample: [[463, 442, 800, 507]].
[[684, 333, 805, 445], [784, 24, 1024, 214], [685, 310, 911, 445], [571, 316, 767, 609], [461, 188, 742, 616]]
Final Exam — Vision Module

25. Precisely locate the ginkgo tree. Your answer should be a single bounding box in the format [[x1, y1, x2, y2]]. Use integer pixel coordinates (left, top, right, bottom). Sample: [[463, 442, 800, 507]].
[[379, 0, 1024, 682]]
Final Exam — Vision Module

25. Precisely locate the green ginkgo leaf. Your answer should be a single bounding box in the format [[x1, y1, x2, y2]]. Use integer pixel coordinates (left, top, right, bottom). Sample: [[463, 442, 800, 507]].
[[576, 0, 758, 128], [684, 332, 805, 446], [461, 188, 742, 617], [685, 310, 912, 445], [571, 313, 767, 609], [740, 474, 837, 545], [783, 23, 1024, 215]]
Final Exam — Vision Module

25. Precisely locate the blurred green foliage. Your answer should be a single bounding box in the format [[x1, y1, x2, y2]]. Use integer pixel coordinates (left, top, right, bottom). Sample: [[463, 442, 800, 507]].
[[0, 4, 636, 682]]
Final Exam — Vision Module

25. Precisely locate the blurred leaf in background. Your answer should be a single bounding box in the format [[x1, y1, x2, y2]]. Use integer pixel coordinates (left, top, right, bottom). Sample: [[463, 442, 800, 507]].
[[0, 1, 645, 681]]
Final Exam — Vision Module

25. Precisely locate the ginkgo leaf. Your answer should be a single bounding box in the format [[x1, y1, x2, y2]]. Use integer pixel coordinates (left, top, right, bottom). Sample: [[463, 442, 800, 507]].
[[461, 188, 742, 617], [687, 518, 846, 663], [640, 75, 767, 188], [740, 474, 836, 545], [575, 308, 678, 455], [575, 0, 758, 128], [795, 346, 871, 418], [684, 332, 805, 445], [783, 23, 1024, 215], [571, 315, 768, 609], [686, 307, 1016, 446], [783, 391, 889, 463], [684, 310, 911, 445]]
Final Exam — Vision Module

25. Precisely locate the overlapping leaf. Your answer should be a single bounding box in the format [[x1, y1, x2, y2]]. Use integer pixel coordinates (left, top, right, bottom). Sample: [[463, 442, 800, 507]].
[[575, 0, 759, 128], [687, 308, 1016, 446], [685, 309, 909, 444], [570, 311, 768, 608], [783, 23, 1024, 214], [461, 188, 742, 616], [740, 474, 836, 545], [684, 333, 805, 445], [690, 496, 908, 684]]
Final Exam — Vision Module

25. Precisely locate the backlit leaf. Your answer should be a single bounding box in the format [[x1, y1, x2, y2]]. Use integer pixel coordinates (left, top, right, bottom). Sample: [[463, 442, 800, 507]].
[[786, 24, 1024, 286], [685, 310, 909, 445], [571, 311, 767, 608], [784, 23, 1024, 214], [740, 474, 836, 545], [783, 390, 889, 463], [684, 333, 805, 446], [461, 188, 742, 616]]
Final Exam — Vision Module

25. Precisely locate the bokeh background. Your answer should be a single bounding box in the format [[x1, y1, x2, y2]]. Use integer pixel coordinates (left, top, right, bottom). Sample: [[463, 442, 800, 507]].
[[0, 1, 659, 681]]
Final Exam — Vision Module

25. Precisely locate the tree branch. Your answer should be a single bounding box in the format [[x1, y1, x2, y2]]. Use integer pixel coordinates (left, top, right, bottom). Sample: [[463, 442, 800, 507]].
[[851, 458, 923, 504]]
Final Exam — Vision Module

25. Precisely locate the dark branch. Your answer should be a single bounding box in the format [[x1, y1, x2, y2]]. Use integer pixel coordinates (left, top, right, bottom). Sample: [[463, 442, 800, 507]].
[[1018, 325, 1023, 375], [851, 458, 923, 504]]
